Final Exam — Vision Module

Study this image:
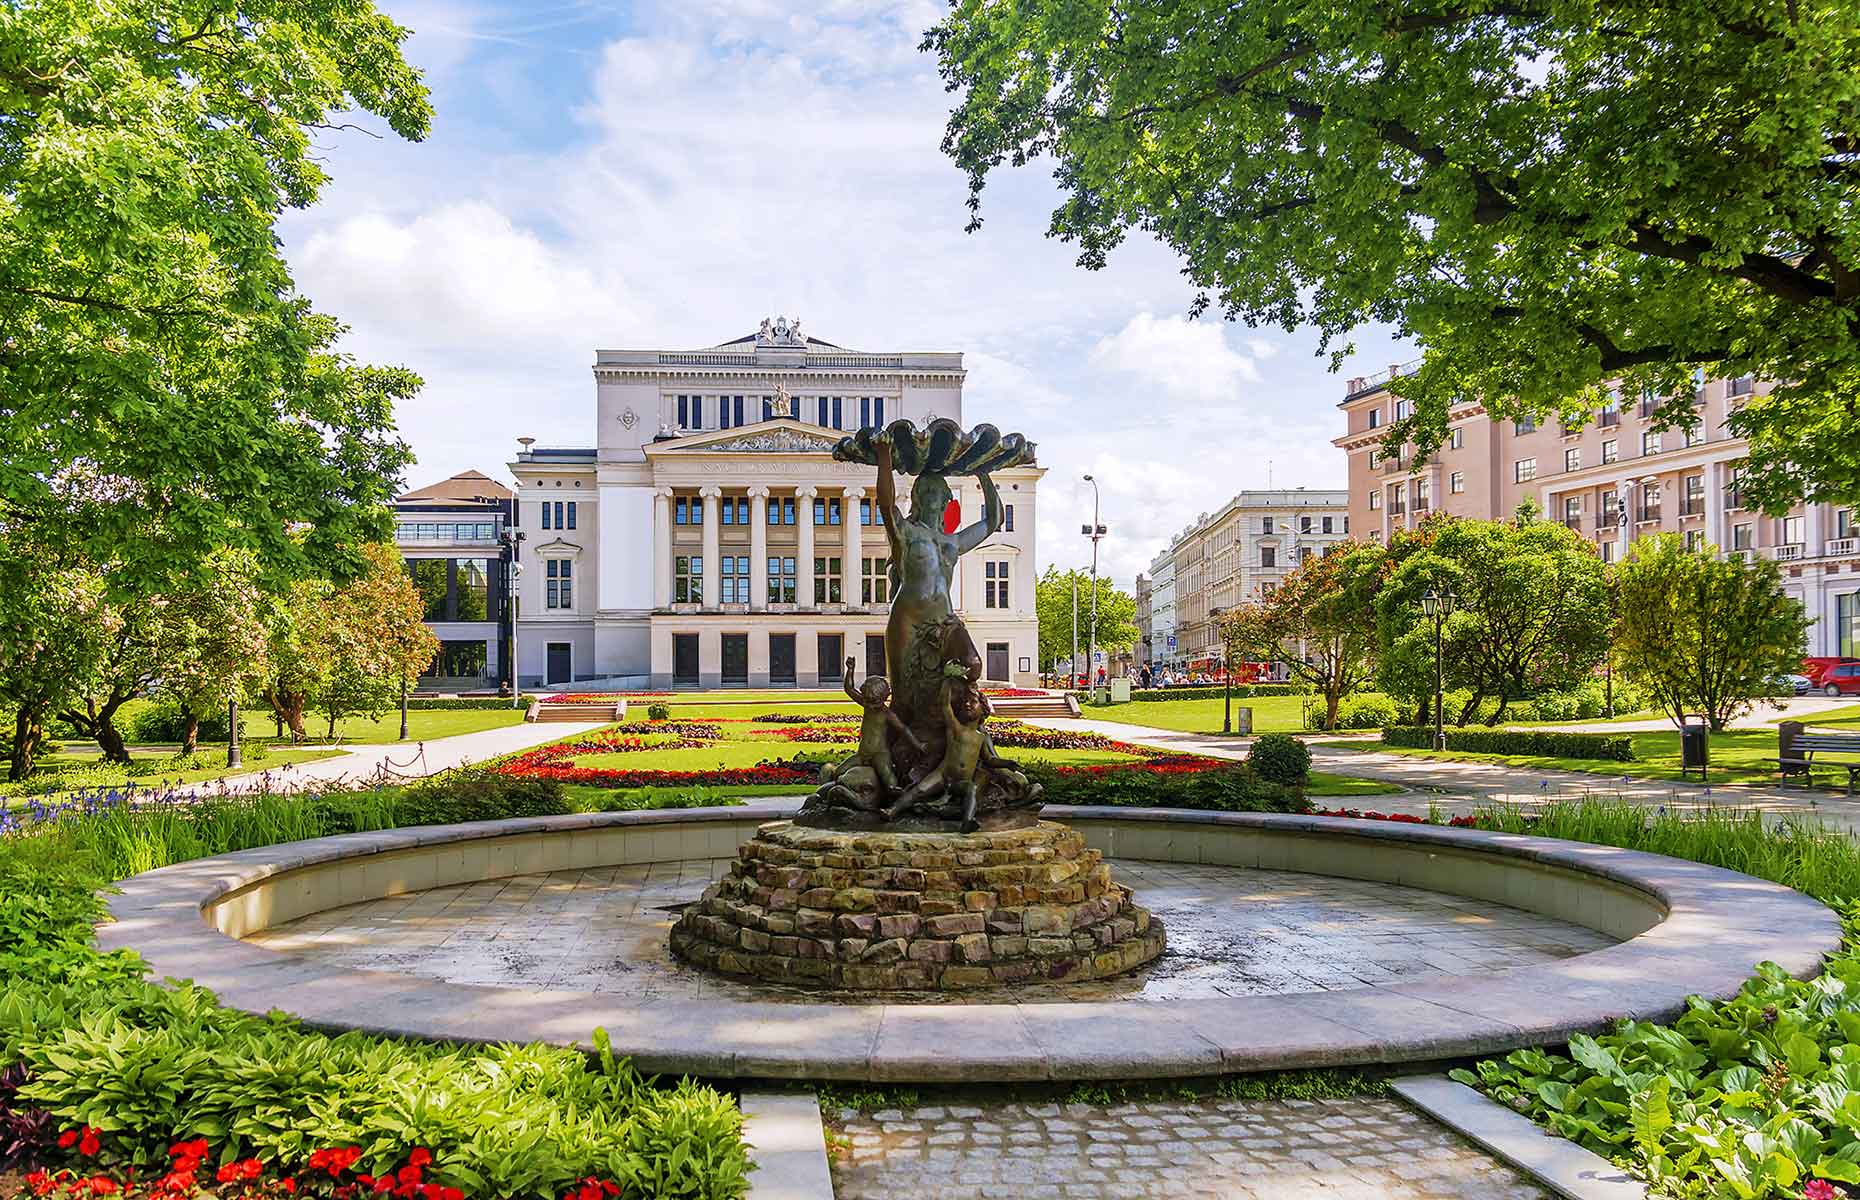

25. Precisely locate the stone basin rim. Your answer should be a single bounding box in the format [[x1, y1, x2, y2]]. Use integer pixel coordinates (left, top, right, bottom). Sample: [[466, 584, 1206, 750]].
[[95, 802, 1843, 1083]]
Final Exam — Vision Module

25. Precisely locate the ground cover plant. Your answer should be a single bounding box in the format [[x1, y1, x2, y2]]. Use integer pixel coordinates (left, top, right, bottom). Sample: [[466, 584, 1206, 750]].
[[1445, 798, 1860, 1197], [1358, 728, 1858, 791], [0, 769, 750, 1199], [1382, 727, 1636, 762]]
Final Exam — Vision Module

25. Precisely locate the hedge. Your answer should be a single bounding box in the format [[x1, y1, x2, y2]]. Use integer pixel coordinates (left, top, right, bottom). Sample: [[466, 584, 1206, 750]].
[[1381, 726, 1637, 761], [1065, 684, 1315, 702], [405, 696, 527, 710], [1026, 759, 1310, 813]]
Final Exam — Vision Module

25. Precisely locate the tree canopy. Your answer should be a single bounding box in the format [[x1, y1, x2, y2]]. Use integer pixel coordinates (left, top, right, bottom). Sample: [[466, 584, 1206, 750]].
[[927, 0, 1860, 510], [1217, 540, 1384, 728], [1, 1, 432, 592], [1033, 566, 1139, 672]]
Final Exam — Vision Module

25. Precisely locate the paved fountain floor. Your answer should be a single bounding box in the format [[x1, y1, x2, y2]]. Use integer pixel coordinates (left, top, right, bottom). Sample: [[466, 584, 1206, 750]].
[[246, 858, 1614, 1004]]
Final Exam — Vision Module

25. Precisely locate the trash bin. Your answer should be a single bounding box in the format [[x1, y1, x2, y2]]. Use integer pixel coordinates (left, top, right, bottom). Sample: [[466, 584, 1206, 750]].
[[1680, 715, 1709, 781], [1234, 706, 1253, 735]]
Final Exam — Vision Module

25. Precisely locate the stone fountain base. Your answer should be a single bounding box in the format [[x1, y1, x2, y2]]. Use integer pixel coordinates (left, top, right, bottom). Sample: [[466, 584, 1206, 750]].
[[669, 820, 1165, 991]]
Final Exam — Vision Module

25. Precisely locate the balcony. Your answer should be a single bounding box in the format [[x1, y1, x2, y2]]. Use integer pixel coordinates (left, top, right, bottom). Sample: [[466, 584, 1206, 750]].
[[1680, 500, 1705, 518], [1597, 514, 1620, 532], [1829, 537, 1858, 557], [397, 521, 504, 545], [1635, 510, 1662, 525], [1772, 544, 1804, 561], [1599, 410, 1620, 428], [1638, 399, 1659, 419]]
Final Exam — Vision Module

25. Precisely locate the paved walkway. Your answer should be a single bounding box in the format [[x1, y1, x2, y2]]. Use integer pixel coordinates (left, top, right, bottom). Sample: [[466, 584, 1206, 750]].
[[1501, 694, 1852, 734], [219, 719, 606, 791], [1033, 715, 1860, 831], [828, 1095, 1550, 1199]]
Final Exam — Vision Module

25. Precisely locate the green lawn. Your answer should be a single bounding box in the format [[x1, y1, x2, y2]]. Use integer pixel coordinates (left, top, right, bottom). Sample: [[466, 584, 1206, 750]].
[[4, 745, 344, 797], [1305, 772, 1406, 797], [615, 701, 860, 722], [237, 706, 527, 744], [1073, 695, 1316, 735], [572, 739, 1146, 772], [1795, 703, 1860, 730], [1357, 728, 1860, 790]]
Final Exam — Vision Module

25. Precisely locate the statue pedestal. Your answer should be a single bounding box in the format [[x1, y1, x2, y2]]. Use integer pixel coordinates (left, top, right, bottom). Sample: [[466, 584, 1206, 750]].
[[670, 820, 1166, 992]]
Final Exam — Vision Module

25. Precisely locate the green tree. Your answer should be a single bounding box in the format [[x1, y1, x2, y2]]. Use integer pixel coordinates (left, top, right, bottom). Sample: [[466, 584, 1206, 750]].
[[157, 551, 273, 755], [1376, 517, 1611, 724], [1219, 541, 1384, 730], [313, 543, 438, 739], [927, 2, 1860, 511], [0, 546, 111, 779], [56, 596, 163, 765], [1, 1, 432, 593], [1033, 566, 1139, 675], [1614, 534, 1810, 731]]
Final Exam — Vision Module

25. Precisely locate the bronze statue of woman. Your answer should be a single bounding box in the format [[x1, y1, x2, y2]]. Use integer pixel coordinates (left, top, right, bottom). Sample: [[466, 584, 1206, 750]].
[[871, 435, 1001, 742]]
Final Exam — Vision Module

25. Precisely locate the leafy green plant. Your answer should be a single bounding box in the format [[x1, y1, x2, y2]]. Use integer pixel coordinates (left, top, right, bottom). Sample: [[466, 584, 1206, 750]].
[[1382, 726, 1636, 761], [1247, 734, 1312, 785], [1301, 693, 1398, 731], [646, 703, 672, 721]]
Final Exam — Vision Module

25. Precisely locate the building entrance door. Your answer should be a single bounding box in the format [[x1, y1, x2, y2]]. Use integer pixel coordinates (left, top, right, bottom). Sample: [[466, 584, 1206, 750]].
[[864, 633, 887, 680], [546, 642, 572, 685], [769, 634, 796, 685], [672, 634, 699, 686], [816, 633, 843, 684], [986, 642, 1010, 683], [721, 633, 749, 686]]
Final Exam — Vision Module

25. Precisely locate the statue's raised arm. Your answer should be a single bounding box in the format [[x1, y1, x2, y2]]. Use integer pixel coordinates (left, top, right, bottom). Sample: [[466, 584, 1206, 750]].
[[954, 472, 1003, 555]]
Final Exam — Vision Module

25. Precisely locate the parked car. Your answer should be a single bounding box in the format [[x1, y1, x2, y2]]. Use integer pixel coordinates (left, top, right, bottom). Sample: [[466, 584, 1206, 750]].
[[1803, 656, 1860, 686], [1774, 673, 1813, 696], [1822, 662, 1860, 697]]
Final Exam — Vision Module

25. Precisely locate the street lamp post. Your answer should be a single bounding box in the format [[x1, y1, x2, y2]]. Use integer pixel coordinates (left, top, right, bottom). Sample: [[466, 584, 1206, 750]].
[[1070, 573, 1080, 688], [226, 697, 241, 769], [1081, 474, 1106, 686], [1422, 587, 1457, 750], [1210, 606, 1233, 734], [500, 527, 525, 707]]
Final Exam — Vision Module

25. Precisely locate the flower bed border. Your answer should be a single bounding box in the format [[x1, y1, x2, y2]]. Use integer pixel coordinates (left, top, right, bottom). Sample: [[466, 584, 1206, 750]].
[[98, 804, 1841, 1084]]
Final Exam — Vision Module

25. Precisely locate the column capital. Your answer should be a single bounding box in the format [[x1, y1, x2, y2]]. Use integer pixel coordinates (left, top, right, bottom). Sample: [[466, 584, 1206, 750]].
[[843, 485, 867, 500], [653, 485, 675, 498], [796, 485, 820, 500], [746, 485, 772, 499], [699, 485, 724, 499]]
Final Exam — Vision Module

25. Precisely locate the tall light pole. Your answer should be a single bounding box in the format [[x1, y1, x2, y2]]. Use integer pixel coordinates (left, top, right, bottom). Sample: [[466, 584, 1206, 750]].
[[1070, 572, 1080, 688], [1081, 474, 1105, 684], [501, 526, 525, 707], [1422, 587, 1457, 750], [1210, 606, 1233, 734]]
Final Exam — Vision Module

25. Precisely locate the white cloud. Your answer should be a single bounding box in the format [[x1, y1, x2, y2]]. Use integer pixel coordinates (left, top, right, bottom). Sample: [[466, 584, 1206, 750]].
[[1089, 313, 1266, 401]]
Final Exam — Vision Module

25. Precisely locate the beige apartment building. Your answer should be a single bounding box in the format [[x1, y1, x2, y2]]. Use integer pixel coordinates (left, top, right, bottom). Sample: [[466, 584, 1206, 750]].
[[1157, 489, 1352, 669], [1333, 365, 1860, 658]]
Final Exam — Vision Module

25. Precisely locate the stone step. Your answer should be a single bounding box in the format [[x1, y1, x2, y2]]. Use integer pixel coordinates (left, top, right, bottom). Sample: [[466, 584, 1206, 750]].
[[987, 695, 1080, 720], [532, 703, 623, 722]]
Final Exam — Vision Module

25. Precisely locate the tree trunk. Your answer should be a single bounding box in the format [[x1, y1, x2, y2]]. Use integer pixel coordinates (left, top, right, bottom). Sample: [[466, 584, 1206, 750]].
[[181, 712, 200, 756], [10, 709, 41, 782], [58, 693, 134, 764], [326, 710, 338, 740], [95, 715, 130, 764], [1324, 685, 1341, 731], [1488, 696, 1510, 726]]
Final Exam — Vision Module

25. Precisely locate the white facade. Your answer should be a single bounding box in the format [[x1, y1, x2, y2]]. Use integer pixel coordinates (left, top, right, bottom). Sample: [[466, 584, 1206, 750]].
[[1147, 550, 1178, 669], [508, 322, 1046, 688]]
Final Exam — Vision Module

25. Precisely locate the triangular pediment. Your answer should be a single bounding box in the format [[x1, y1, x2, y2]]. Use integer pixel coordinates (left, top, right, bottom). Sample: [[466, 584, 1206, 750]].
[[646, 419, 847, 455]]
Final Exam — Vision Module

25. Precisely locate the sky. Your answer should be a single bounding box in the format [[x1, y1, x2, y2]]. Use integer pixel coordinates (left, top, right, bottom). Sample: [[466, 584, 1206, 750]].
[[282, 0, 1413, 589]]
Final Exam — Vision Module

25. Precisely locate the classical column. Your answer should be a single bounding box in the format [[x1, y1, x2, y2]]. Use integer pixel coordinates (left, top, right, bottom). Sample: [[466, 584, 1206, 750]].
[[700, 486, 722, 610], [796, 485, 818, 609], [842, 486, 866, 607], [1704, 461, 1723, 552], [652, 487, 674, 608], [748, 485, 770, 612]]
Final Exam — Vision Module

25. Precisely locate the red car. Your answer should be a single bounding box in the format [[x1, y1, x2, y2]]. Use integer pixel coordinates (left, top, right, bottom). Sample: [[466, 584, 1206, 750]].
[[1804, 657, 1860, 686], [1822, 662, 1860, 697]]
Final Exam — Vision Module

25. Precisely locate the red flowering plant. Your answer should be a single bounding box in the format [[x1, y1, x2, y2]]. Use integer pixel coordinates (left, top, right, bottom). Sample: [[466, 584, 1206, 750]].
[[19, 1138, 507, 1200], [748, 725, 858, 744], [1312, 807, 1476, 828]]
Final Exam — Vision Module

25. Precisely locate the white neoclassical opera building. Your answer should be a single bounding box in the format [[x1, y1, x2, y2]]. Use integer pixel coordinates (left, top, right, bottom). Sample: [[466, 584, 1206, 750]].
[[508, 318, 1045, 690]]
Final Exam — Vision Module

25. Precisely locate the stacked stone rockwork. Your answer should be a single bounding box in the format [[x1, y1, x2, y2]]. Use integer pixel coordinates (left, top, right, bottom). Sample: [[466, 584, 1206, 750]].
[[669, 820, 1165, 991]]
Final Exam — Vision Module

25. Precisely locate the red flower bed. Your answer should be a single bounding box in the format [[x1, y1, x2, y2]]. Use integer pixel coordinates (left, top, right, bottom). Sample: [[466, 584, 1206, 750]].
[[751, 725, 858, 744], [539, 693, 628, 703], [1312, 806, 1475, 828], [1055, 753, 1226, 776], [983, 687, 1051, 698]]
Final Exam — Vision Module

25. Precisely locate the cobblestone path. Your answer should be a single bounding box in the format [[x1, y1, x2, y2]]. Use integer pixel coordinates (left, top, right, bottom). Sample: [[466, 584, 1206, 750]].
[[828, 1096, 1552, 1199]]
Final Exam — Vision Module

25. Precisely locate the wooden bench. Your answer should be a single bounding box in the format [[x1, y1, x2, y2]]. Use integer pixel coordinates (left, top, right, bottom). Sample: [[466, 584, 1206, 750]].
[[1780, 733, 1860, 793]]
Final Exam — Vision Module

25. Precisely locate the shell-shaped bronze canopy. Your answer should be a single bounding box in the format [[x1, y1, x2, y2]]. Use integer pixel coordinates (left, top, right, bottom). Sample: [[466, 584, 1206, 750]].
[[833, 418, 1036, 476]]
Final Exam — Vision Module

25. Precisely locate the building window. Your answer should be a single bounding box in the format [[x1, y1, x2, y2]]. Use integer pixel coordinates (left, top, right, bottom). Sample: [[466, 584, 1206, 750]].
[[1342, 516, 1349, 533], [676, 394, 693, 429], [1599, 539, 1615, 564], [1395, 398, 1411, 420], [1369, 490, 1381, 510], [720, 555, 749, 604], [1685, 529, 1704, 553], [862, 556, 890, 604], [721, 498, 736, 526], [1685, 424, 1705, 447], [1322, 516, 1334, 533], [1514, 416, 1536, 435], [1367, 408, 1381, 429], [1838, 509, 1857, 539], [1261, 516, 1274, 534], [766, 497, 796, 525], [1601, 439, 1618, 464], [1414, 477, 1431, 511], [1514, 458, 1537, 483], [1260, 546, 1277, 568], [1449, 428, 1464, 450], [813, 556, 842, 604], [1601, 490, 1621, 528], [1726, 470, 1745, 510], [858, 396, 886, 428], [567, 502, 577, 530], [674, 556, 702, 604], [545, 559, 572, 609], [1299, 516, 1313, 534], [984, 560, 1010, 608], [1642, 430, 1662, 455], [1564, 447, 1581, 472], [1839, 592, 1860, 657], [1730, 376, 1757, 398], [1449, 471, 1465, 494], [1368, 449, 1381, 469], [816, 396, 843, 428], [1563, 496, 1582, 527], [859, 498, 874, 526], [813, 497, 842, 525], [1732, 523, 1754, 552], [1683, 475, 1705, 516], [718, 394, 745, 429], [768, 557, 797, 604], [1783, 515, 1806, 546], [1003, 504, 1015, 532], [1638, 483, 1661, 523]]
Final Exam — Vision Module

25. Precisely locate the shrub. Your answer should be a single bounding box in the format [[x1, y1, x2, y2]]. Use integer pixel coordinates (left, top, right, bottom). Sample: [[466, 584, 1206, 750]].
[[125, 701, 241, 745], [1302, 692, 1399, 730], [1128, 683, 1315, 702], [383, 767, 573, 827], [1247, 733, 1312, 784], [646, 702, 672, 721], [1030, 758, 1308, 813], [405, 697, 525, 710], [1381, 726, 1636, 761]]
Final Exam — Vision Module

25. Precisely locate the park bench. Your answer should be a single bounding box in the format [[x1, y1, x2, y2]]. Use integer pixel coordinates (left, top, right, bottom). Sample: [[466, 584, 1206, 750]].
[[1779, 732, 1860, 793]]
